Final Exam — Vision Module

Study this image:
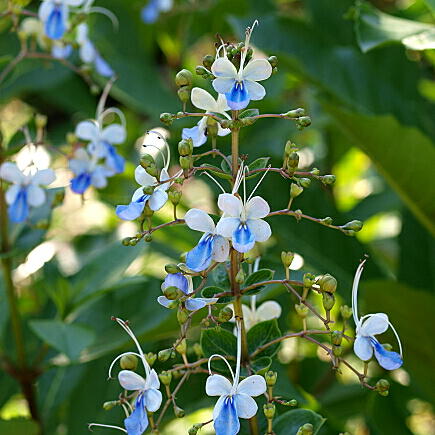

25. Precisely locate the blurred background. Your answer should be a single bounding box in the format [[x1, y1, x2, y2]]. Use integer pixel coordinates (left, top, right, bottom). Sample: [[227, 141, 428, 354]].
[[0, 0, 434, 434]]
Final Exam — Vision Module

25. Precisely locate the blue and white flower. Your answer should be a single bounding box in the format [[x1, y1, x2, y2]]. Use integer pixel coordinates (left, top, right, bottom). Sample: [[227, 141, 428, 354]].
[[206, 322, 266, 435], [182, 88, 231, 148], [141, 0, 173, 24], [0, 162, 56, 223], [157, 272, 218, 311], [352, 260, 403, 370], [184, 208, 230, 272], [211, 21, 272, 110], [38, 0, 84, 40]]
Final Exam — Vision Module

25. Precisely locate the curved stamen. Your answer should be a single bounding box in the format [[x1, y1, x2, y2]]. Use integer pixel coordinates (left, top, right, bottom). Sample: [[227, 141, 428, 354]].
[[388, 320, 403, 357], [88, 423, 127, 433], [352, 258, 367, 326], [86, 7, 119, 30], [231, 321, 242, 393], [238, 20, 259, 75], [107, 351, 142, 379], [201, 171, 226, 194], [207, 354, 235, 383], [98, 107, 126, 130], [247, 165, 271, 202]]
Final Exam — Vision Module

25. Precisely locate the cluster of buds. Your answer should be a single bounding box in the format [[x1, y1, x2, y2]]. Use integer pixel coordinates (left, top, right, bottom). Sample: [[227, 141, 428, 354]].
[[175, 69, 194, 109], [196, 54, 215, 79], [178, 138, 194, 173], [283, 141, 299, 175], [318, 273, 337, 314]]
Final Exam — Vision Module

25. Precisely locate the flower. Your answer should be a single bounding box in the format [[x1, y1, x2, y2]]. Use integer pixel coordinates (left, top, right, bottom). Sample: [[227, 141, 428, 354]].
[[182, 88, 230, 148], [38, 0, 84, 40], [211, 21, 272, 110], [116, 166, 170, 221], [206, 322, 266, 435], [51, 42, 73, 59], [184, 208, 229, 272], [0, 162, 55, 223], [141, 0, 173, 24], [157, 272, 218, 311], [352, 260, 403, 370]]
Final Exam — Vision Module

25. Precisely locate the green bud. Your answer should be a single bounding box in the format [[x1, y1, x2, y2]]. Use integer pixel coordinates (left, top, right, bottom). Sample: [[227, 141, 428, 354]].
[[203, 54, 215, 68], [340, 305, 352, 319], [140, 153, 155, 169], [284, 140, 295, 155], [287, 152, 299, 169], [303, 273, 316, 288], [195, 65, 209, 76], [322, 292, 335, 311], [294, 209, 303, 220], [179, 155, 192, 170], [164, 286, 182, 300], [295, 303, 309, 318], [158, 348, 172, 362], [145, 352, 157, 367], [188, 423, 203, 435], [319, 274, 337, 293], [265, 370, 277, 387], [342, 220, 363, 232], [165, 263, 182, 274], [145, 164, 158, 178], [143, 185, 155, 195], [35, 113, 47, 129], [193, 343, 203, 358], [177, 307, 189, 324], [177, 85, 191, 103], [178, 139, 193, 156], [376, 378, 390, 393], [120, 354, 138, 370], [283, 108, 305, 118], [144, 233, 152, 243], [206, 117, 219, 137], [296, 116, 312, 129], [299, 177, 311, 188], [130, 237, 140, 246], [333, 344, 342, 356], [160, 112, 174, 125], [218, 306, 233, 323], [297, 423, 314, 435], [173, 405, 185, 418], [175, 338, 187, 355], [321, 216, 333, 226], [281, 251, 294, 269], [103, 401, 118, 411], [286, 399, 298, 407], [321, 174, 336, 185], [235, 268, 245, 284], [168, 189, 182, 205], [290, 183, 304, 198], [175, 69, 193, 87], [159, 370, 172, 386], [220, 119, 232, 129], [263, 403, 276, 419], [311, 168, 320, 176], [268, 55, 278, 67], [331, 331, 343, 346], [122, 237, 133, 246]]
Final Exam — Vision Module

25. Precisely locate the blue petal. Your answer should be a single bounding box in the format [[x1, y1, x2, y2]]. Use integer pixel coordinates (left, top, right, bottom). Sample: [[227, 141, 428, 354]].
[[141, 0, 159, 23], [45, 5, 65, 40], [51, 44, 73, 59], [185, 298, 207, 311], [116, 197, 147, 221], [8, 188, 29, 223], [104, 143, 125, 173], [186, 234, 214, 272], [182, 125, 207, 148], [124, 395, 148, 435], [163, 273, 189, 294], [71, 173, 91, 194], [371, 338, 403, 370], [95, 54, 114, 77], [225, 81, 250, 111], [232, 223, 255, 253], [214, 396, 240, 435]]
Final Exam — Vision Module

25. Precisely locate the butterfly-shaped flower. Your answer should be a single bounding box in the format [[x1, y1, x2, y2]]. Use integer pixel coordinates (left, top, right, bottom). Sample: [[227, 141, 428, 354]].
[[39, 0, 84, 40], [182, 88, 231, 148], [141, 0, 173, 23], [0, 162, 55, 223], [211, 21, 272, 111], [116, 166, 171, 221], [157, 272, 218, 311], [352, 260, 403, 370], [184, 208, 230, 272], [206, 322, 266, 435]]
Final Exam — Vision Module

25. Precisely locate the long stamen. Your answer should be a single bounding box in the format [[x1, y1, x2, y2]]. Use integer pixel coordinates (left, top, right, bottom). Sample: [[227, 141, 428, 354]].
[[247, 165, 271, 201], [232, 162, 245, 194], [238, 20, 259, 75], [121, 403, 130, 418], [107, 351, 142, 379], [88, 423, 127, 433], [202, 171, 226, 193], [351, 258, 367, 327], [232, 321, 242, 392], [96, 78, 116, 121], [98, 107, 126, 129], [388, 321, 403, 357], [86, 7, 119, 29], [207, 354, 235, 383]]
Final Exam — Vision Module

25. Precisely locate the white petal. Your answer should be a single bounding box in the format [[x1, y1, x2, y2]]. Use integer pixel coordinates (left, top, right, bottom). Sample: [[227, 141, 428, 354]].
[[234, 393, 258, 419], [191, 88, 217, 112], [149, 190, 167, 211], [143, 388, 162, 412], [101, 124, 126, 144], [240, 304, 255, 330], [213, 77, 235, 94], [79, 40, 96, 63], [236, 375, 266, 397], [5, 185, 20, 205], [0, 162, 24, 184], [75, 121, 99, 142], [76, 22, 88, 44], [211, 235, 229, 262], [242, 59, 272, 81], [217, 193, 242, 217], [64, 0, 85, 5], [211, 57, 238, 78], [354, 336, 373, 361], [145, 369, 160, 390], [184, 208, 215, 233], [32, 168, 55, 186], [217, 124, 231, 137], [246, 196, 269, 219], [27, 185, 46, 207], [247, 219, 271, 242], [135, 166, 156, 187], [216, 93, 230, 112], [256, 301, 282, 322], [212, 395, 227, 420], [206, 374, 232, 396], [118, 370, 146, 391], [244, 80, 266, 101], [90, 166, 108, 188], [359, 313, 389, 337], [216, 217, 240, 238]]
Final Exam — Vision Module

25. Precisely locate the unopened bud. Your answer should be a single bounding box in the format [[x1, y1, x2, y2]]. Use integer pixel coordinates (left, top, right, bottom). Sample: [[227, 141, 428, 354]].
[[299, 177, 311, 188], [235, 268, 245, 284], [144, 233, 152, 243], [296, 116, 311, 129], [143, 185, 155, 195], [297, 423, 314, 435], [145, 352, 157, 367], [188, 423, 203, 434], [319, 274, 337, 293], [333, 344, 342, 356], [268, 55, 278, 67], [290, 183, 303, 198], [376, 378, 390, 393], [158, 348, 172, 362], [218, 307, 233, 323], [203, 54, 214, 68], [177, 86, 191, 103], [206, 117, 219, 137], [103, 401, 117, 411], [331, 331, 343, 346], [175, 338, 187, 355], [322, 292, 335, 311], [178, 139, 193, 156], [342, 220, 363, 232], [295, 303, 309, 318], [35, 113, 47, 129], [193, 343, 203, 358], [265, 371, 277, 387], [285, 399, 298, 407], [168, 189, 182, 205], [120, 354, 138, 370], [165, 264, 181, 275], [287, 152, 299, 169], [159, 370, 173, 386], [195, 65, 209, 76], [140, 153, 155, 169], [177, 307, 189, 324], [175, 69, 193, 87], [145, 163, 158, 177], [303, 273, 316, 288], [160, 112, 174, 125], [263, 403, 276, 419], [321, 217, 333, 226], [281, 251, 294, 269], [340, 305, 352, 319], [164, 286, 181, 300], [179, 155, 192, 170], [321, 174, 336, 185], [284, 140, 295, 155], [283, 108, 305, 118], [173, 405, 185, 418]]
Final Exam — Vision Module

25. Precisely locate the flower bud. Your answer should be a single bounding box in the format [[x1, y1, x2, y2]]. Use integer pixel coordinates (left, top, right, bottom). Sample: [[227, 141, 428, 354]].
[[122, 237, 133, 246], [295, 303, 309, 318], [179, 156, 192, 170], [193, 343, 203, 358], [188, 423, 203, 434], [283, 108, 305, 118], [168, 188, 182, 205], [296, 116, 312, 129], [130, 237, 140, 246], [376, 378, 390, 394], [175, 338, 187, 355], [263, 403, 276, 419], [319, 274, 337, 293], [303, 273, 316, 288], [281, 251, 294, 269], [290, 183, 303, 198], [103, 401, 118, 411], [195, 65, 209, 76], [159, 370, 173, 386], [160, 112, 174, 125], [220, 119, 232, 129], [145, 164, 158, 178], [284, 140, 295, 155], [331, 331, 343, 346], [299, 178, 311, 188], [297, 423, 314, 435], [173, 405, 185, 418], [142, 185, 155, 195], [120, 354, 138, 370], [285, 399, 297, 407], [177, 307, 189, 324], [178, 139, 193, 156], [165, 264, 181, 275], [218, 307, 233, 323], [35, 113, 47, 129], [206, 117, 219, 138], [235, 268, 245, 284], [164, 286, 182, 300], [158, 348, 172, 362], [342, 220, 363, 232], [268, 55, 278, 67], [340, 305, 352, 319], [203, 54, 214, 68], [321, 174, 336, 185], [144, 233, 152, 243], [177, 86, 191, 103], [145, 352, 157, 367], [140, 154, 155, 169], [332, 344, 342, 356], [311, 168, 320, 175], [175, 69, 193, 87], [321, 217, 333, 226], [287, 152, 299, 169], [265, 370, 277, 387], [322, 292, 335, 311]]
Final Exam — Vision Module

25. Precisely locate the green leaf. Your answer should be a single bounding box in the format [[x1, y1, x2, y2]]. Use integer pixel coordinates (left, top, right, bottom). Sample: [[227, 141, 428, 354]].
[[245, 157, 271, 180], [425, 0, 435, 12], [251, 356, 272, 375], [274, 409, 326, 435], [29, 320, 95, 361], [243, 268, 275, 294], [202, 286, 232, 303], [239, 108, 260, 118], [0, 419, 39, 434], [201, 327, 237, 374], [247, 319, 281, 358], [200, 164, 233, 180]]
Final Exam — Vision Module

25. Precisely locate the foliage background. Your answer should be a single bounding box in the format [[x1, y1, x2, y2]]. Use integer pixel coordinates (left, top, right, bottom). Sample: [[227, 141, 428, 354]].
[[1, 0, 435, 434]]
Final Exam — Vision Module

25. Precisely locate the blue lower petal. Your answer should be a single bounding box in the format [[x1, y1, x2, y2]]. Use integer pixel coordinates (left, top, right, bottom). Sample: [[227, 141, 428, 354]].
[[371, 338, 403, 370], [71, 173, 91, 194], [116, 198, 147, 221], [95, 55, 114, 77], [182, 125, 207, 147], [225, 81, 250, 111], [186, 234, 214, 272], [141, 0, 159, 23], [214, 396, 240, 435], [105, 143, 125, 173], [45, 6, 65, 40], [124, 395, 148, 435], [163, 273, 189, 295], [232, 223, 255, 253], [185, 298, 207, 311], [8, 188, 29, 223]]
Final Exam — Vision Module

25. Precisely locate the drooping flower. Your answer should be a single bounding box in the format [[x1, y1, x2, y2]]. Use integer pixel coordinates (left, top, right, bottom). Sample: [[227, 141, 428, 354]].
[[211, 21, 272, 110], [38, 0, 84, 40], [0, 162, 56, 223], [141, 0, 173, 24], [184, 208, 229, 272], [182, 88, 231, 148], [157, 272, 218, 311], [206, 322, 266, 435], [352, 260, 403, 370]]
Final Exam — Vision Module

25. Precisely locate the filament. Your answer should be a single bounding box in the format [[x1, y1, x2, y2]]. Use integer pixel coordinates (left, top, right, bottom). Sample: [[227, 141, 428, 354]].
[[351, 258, 367, 326], [107, 351, 142, 379], [388, 320, 403, 357], [208, 354, 235, 383], [87, 7, 119, 29], [239, 20, 259, 74], [247, 165, 271, 201], [202, 171, 226, 193], [88, 423, 127, 433], [96, 78, 116, 121], [232, 321, 242, 393]]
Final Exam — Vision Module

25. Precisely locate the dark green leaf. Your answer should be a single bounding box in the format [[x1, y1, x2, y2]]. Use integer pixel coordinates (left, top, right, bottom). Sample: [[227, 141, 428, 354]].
[[243, 268, 275, 294], [201, 286, 232, 303], [247, 319, 281, 358], [0, 419, 39, 434], [274, 409, 326, 435], [245, 157, 271, 180], [201, 327, 237, 374], [239, 108, 260, 118], [251, 356, 272, 375], [200, 164, 233, 180]]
